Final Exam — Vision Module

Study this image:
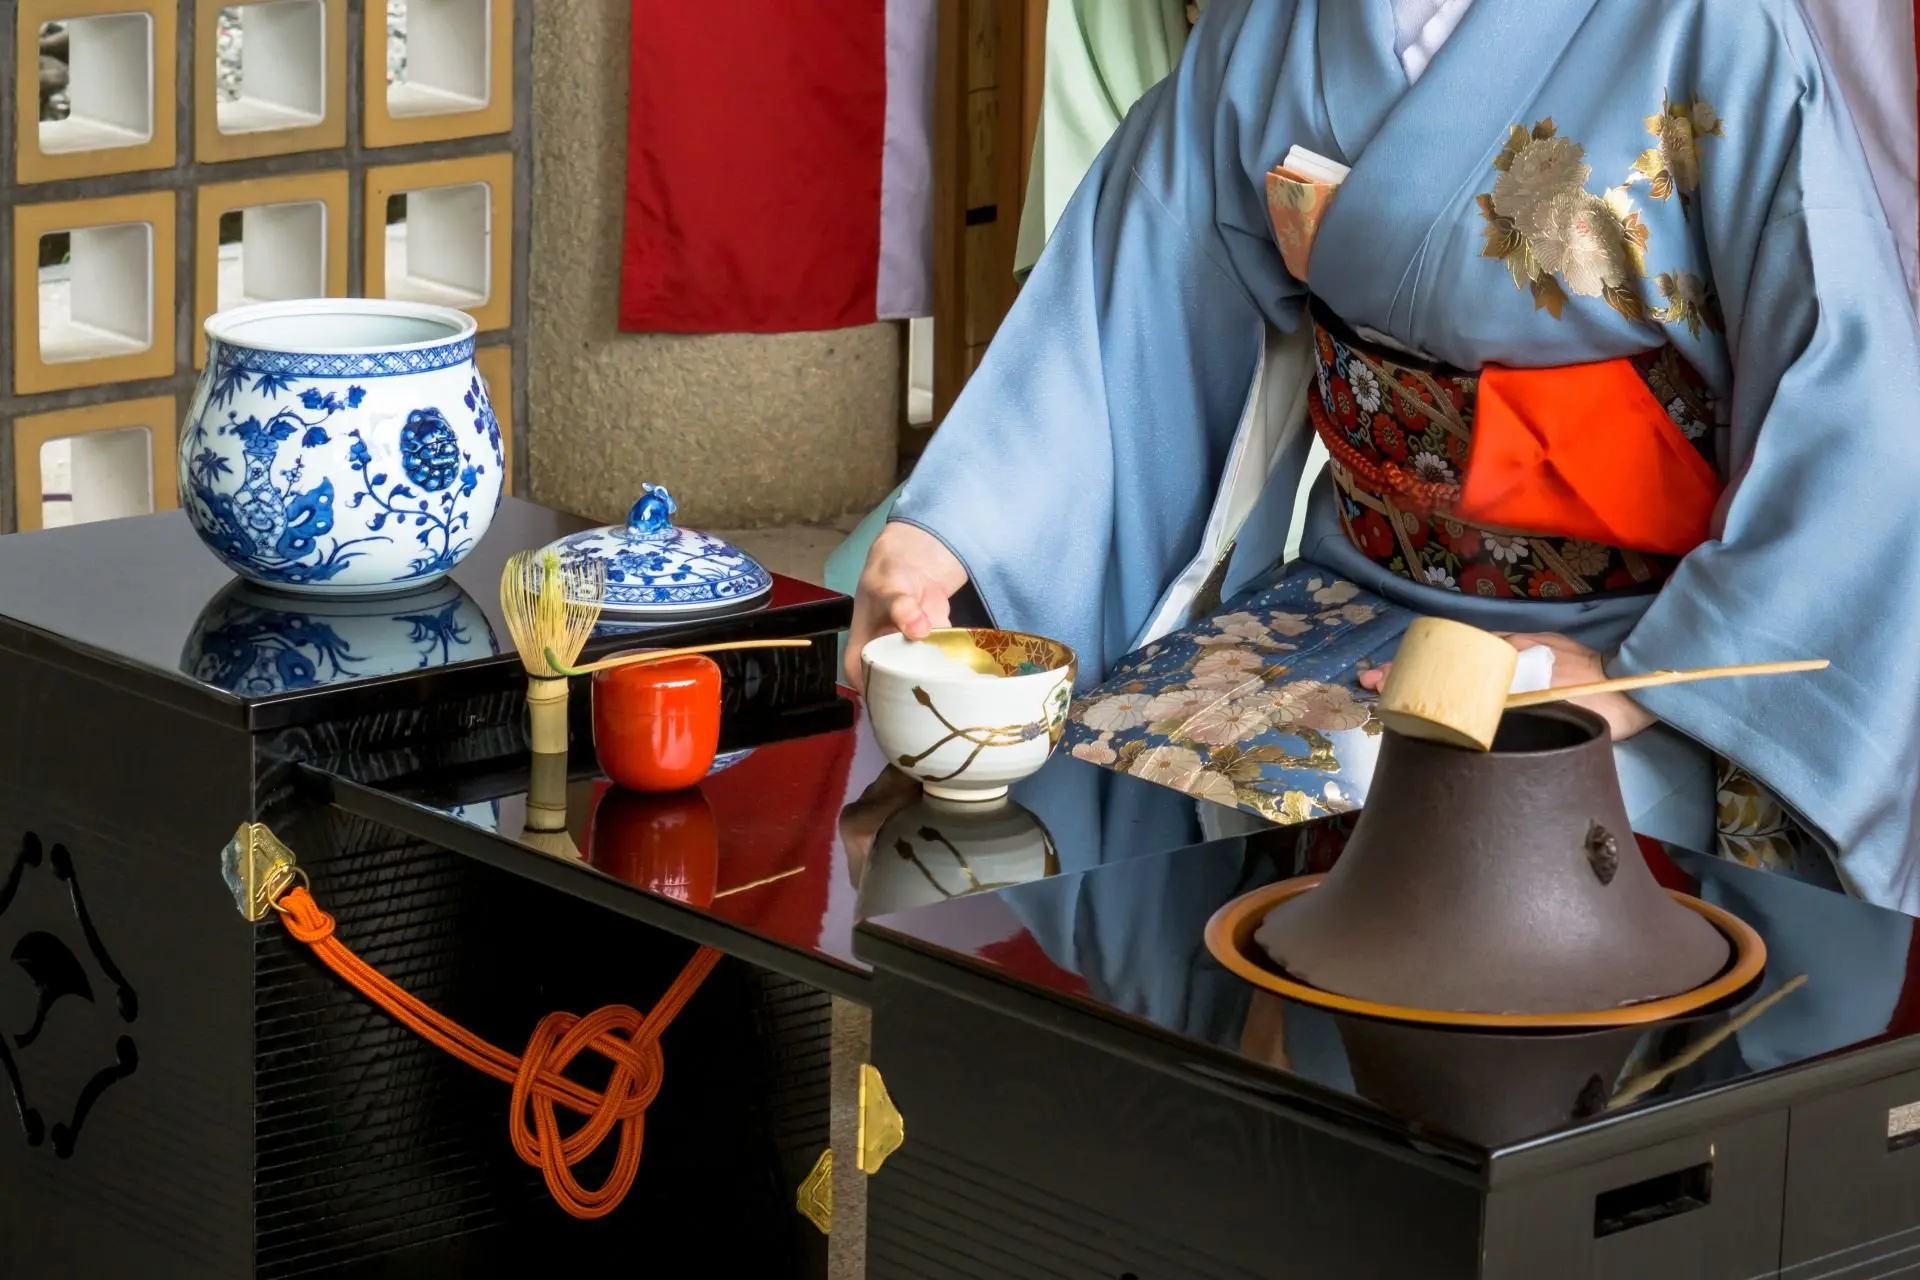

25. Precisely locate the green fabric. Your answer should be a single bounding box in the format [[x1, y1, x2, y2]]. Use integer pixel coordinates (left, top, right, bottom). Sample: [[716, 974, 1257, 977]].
[[1014, 0, 1192, 278]]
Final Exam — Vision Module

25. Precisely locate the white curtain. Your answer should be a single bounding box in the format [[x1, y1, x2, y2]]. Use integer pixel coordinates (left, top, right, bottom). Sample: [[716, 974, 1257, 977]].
[[1798, 0, 1919, 312]]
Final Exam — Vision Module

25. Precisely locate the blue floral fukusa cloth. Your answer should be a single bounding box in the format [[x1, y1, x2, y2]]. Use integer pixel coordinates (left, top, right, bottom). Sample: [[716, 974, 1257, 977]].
[[1064, 567, 1413, 824]]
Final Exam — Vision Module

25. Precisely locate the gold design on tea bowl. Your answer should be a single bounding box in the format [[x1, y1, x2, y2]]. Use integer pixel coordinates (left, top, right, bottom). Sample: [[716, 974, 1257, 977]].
[[861, 629, 1078, 802]]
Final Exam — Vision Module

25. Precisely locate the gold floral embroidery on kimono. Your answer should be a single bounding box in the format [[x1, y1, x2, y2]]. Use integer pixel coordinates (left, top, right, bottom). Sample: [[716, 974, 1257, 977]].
[[1717, 760, 1842, 890], [1632, 96, 1723, 205], [1477, 119, 1652, 321], [1478, 98, 1725, 328], [1653, 271, 1725, 337], [1637, 96, 1727, 333]]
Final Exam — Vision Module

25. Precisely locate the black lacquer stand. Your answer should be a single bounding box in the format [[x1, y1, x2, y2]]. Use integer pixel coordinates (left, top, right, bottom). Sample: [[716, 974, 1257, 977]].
[[854, 826, 1920, 1279], [7, 502, 1919, 1279], [0, 501, 848, 1278]]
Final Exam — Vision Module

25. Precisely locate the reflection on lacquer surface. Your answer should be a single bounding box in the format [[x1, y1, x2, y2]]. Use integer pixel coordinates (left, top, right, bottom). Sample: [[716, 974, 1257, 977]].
[[842, 773, 1058, 920], [860, 822, 1920, 1151], [582, 727, 862, 958], [439, 801, 501, 833], [181, 576, 497, 695], [397, 701, 1241, 977], [588, 787, 720, 906]]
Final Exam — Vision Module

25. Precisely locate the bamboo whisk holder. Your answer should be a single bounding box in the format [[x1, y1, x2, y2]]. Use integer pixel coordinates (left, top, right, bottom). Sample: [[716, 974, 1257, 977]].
[[1376, 618, 1519, 751], [526, 676, 571, 755]]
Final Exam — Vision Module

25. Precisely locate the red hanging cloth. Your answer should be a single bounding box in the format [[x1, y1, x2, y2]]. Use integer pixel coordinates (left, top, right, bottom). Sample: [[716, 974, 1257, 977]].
[[619, 0, 934, 333]]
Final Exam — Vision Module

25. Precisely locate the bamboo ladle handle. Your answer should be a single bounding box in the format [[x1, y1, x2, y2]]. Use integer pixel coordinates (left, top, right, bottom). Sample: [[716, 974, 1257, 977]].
[[1377, 619, 1830, 751], [1607, 973, 1809, 1109], [1503, 659, 1830, 709], [545, 637, 812, 677]]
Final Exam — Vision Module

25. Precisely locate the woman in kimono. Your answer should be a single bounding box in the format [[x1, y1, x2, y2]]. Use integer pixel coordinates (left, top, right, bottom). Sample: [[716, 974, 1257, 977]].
[[847, 0, 1920, 911]]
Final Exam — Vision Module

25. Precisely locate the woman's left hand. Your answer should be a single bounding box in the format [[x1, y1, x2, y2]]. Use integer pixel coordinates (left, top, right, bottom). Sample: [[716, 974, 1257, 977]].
[[1502, 633, 1655, 741], [1358, 631, 1656, 742]]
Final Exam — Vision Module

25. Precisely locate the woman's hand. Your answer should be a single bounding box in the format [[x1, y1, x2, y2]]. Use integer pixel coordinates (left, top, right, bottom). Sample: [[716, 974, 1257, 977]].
[[1358, 631, 1656, 741], [845, 522, 969, 690]]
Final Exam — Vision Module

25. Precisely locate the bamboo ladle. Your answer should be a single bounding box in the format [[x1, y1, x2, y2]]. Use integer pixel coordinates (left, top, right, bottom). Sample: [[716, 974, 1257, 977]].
[[1377, 617, 1828, 751], [544, 637, 813, 678]]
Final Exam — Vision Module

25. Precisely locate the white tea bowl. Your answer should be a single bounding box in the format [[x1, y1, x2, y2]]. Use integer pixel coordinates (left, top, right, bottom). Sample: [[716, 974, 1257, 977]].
[[860, 628, 1078, 802]]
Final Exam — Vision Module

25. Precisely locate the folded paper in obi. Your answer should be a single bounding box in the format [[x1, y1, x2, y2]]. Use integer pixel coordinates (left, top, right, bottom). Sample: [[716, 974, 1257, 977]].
[[1265, 147, 1348, 281]]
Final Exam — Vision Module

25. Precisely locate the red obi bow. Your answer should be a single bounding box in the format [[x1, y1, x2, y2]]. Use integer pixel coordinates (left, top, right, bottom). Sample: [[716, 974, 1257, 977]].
[[1462, 360, 1723, 558]]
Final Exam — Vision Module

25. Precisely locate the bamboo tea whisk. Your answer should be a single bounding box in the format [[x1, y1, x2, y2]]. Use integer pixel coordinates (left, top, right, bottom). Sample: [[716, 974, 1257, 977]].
[[501, 549, 605, 754]]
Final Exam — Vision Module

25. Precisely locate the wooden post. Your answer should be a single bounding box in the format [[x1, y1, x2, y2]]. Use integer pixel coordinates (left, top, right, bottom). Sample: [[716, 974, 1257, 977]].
[[1020, 0, 1046, 190], [926, 0, 1046, 434], [991, 0, 1035, 326], [930, 0, 970, 427]]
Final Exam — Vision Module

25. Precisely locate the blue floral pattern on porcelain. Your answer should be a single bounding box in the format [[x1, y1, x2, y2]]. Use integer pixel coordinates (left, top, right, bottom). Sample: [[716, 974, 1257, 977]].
[[182, 578, 497, 697], [551, 484, 773, 617], [441, 801, 503, 833], [179, 301, 504, 595], [708, 748, 755, 775]]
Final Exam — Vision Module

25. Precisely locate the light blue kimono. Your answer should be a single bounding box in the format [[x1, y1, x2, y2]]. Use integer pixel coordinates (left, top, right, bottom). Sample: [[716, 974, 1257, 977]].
[[892, 0, 1920, 911]]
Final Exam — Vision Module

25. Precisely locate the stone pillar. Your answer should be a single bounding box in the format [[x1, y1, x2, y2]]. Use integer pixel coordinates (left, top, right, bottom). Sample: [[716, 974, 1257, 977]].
[[829, 997, 872, 1280], [529, 1, 901, 529]]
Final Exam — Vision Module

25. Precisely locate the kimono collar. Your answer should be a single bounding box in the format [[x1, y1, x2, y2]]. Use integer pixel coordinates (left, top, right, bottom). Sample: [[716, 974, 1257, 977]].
[[1309, 0, 1605, 341], [1317, 0, 1406, 160]]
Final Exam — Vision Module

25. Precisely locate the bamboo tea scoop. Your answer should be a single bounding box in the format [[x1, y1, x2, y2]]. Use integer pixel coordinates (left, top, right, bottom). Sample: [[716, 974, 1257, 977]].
[[545, 637, 812, 678], [1378, 617, 1828, 751]]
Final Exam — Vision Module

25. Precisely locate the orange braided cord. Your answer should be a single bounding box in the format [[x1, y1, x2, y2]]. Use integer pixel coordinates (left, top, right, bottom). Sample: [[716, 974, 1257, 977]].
[[1307, 388, 1461, 514], [275, 886, 720, 1219]]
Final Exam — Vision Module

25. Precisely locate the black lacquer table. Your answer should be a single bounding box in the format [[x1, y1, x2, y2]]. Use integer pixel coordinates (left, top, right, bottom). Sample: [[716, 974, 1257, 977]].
[[854, 826, 1920, 1279], [0, 499, 1259, 1279], [328, 701, 1235, 1002], [0, 500, 857, 1279], [5, 502, 1919, 1280]]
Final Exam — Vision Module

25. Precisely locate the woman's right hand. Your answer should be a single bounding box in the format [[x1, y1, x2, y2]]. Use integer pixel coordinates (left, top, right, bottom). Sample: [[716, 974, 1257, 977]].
[[845, 522, 969, 691]]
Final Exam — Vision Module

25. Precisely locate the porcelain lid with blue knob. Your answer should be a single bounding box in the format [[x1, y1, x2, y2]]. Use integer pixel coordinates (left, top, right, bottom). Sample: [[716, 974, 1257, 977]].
[[546, 484, 774, 618]]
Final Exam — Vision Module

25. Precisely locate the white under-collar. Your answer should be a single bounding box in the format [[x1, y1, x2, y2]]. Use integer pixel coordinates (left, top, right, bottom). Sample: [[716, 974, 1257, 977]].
[[1392, 0, 1475, 83]]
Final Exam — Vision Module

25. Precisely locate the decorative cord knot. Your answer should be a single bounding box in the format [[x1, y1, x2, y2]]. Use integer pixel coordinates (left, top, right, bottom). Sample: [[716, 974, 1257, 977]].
[[269, 886, 719, 1219], [1308, 391, 1462, 515], [277, 890, 336, 945], [511, 1007, 672, 1217]]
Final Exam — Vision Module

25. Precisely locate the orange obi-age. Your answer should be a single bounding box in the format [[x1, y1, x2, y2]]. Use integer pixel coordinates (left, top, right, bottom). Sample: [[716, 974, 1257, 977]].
[[1306, 305, 1724, 600]]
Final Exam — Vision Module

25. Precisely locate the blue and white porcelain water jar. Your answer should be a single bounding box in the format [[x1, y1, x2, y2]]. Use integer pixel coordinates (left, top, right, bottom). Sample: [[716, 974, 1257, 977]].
[[180, 299, 505, 594]]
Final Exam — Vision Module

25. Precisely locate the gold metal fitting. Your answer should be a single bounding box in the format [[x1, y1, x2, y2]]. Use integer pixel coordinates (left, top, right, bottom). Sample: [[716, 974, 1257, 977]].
[[857, 1063, 904, 1175], [796, 1148, 833, 1234], [222, 822, 302, 923]]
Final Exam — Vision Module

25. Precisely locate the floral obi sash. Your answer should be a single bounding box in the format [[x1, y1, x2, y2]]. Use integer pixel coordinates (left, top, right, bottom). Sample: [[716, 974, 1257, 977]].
[[1308, 306, 1724, 600]]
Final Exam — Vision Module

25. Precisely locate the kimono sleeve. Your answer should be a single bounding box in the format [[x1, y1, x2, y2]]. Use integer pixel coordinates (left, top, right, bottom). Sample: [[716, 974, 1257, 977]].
[[891, 0, 1299, 682], [1611, 4, 1920, 910]]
